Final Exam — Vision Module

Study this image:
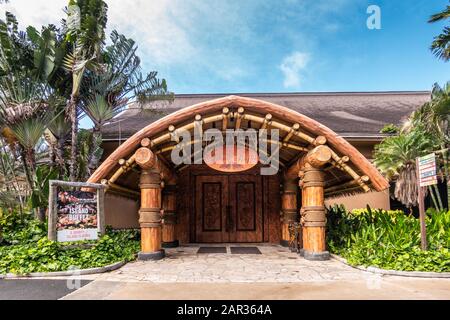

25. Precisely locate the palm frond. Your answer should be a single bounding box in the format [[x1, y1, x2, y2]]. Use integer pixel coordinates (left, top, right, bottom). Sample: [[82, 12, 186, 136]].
[[428, 5, 450, 23], [430, 26, 450, 61]]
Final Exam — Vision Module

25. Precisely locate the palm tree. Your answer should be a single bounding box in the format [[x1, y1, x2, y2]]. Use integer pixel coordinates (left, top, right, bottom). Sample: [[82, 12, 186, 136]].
[[429, 3, 450, 61], [374, 128, 438, 209], [406, 83, 450, 209], [62, 0, 108, 181], [0, 13, 59, 220], [81, 31, 173, 173], [43, 100, 71, 177]]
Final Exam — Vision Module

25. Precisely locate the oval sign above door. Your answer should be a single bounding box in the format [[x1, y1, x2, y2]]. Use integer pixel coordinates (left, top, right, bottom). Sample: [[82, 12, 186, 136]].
[[204, 144, 259, 173]]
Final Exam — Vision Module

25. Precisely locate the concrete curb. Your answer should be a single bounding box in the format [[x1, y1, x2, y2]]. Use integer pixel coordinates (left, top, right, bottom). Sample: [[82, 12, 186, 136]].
[[0, 261, 127, 279], [331, 254, 450, 279]]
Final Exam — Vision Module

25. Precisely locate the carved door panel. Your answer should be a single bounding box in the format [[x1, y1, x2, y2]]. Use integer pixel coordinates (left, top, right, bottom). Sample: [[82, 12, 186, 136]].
[[228, 175, 263, 243], [195, 175, 263, 243], [195, 176, 229, 243]]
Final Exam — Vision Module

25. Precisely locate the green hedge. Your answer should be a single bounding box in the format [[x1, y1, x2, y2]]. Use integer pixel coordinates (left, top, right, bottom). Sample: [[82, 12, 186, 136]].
[[0, 212, 140, 275], [327, 206, 450, 272]]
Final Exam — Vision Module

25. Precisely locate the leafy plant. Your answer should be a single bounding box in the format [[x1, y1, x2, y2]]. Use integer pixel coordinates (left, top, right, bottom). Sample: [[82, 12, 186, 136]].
[[29, 165, 58, 221], [327, 205, 450, 272], [374, 127, 438, 208], [429, 3, 450, 61], [0, 226, 140, 275], [62, 0, 108, 181], [80, 30, 173, 173], [380, 124, 399, 134]]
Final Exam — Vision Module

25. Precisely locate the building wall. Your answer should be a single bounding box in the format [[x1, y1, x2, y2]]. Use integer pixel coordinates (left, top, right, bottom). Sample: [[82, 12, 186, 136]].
[[325, 190, 391, 211], [104, 193, 140, 229]]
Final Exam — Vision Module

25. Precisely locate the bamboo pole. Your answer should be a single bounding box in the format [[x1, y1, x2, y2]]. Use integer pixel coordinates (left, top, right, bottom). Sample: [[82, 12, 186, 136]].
[[283, 123, 301, 143], [329, 150, 370, 192], [234, 107, 244, 130], [297, 147, 332, 261], [222, 107, 230, 131], [101, 179, 141, 197], [324, 176, 369, 195], [138, 166, 165, 261], [87, 96, 389, 192], [281, 179, 299, 247]]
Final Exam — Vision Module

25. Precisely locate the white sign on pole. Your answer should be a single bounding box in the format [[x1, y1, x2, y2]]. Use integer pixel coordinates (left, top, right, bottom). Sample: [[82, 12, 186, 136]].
[[418, 153, 438, 187]]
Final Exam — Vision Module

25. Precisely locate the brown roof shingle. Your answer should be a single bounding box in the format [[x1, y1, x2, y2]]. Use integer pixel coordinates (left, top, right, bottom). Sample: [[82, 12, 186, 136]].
[[102, 91, 430, 140]]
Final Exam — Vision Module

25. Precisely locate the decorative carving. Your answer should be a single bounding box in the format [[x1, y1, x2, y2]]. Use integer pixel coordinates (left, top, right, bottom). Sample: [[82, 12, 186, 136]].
[[236, 182, 256, 231], [203, 183, 222, 231]]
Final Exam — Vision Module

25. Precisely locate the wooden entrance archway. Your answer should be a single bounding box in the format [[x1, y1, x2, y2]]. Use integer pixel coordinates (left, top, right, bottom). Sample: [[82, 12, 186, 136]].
[[86, 96, 389, 261]]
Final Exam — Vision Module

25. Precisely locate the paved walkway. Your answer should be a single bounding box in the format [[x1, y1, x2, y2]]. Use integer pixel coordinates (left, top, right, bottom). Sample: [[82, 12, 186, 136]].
[[57, 245, 450, 299], [93, 244, 366, 283]]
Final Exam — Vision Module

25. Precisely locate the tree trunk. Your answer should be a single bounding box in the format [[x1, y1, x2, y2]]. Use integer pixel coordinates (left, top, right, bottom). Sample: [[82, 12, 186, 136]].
[[56, 137, 66, 179], [20, 147, 34, 192], [88, 126, 103, 175], [48, 142, 56, 169], [447, 180, 450, 211], [68, 95, 78, 181]]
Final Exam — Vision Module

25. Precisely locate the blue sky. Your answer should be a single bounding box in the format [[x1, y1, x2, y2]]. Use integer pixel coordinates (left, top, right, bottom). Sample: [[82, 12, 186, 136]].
[[1, 0, 449, 94]]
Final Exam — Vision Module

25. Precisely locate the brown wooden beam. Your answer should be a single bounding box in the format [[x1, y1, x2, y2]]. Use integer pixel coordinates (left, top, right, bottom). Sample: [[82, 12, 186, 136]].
[[87, 96, 389, 192], [280, 178, 299, 247], [137, 167, 165, 261], [284, 145, 332, 180]]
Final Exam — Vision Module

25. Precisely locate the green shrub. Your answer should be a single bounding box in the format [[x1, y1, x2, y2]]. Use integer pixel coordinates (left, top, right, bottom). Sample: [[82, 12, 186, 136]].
[[0, 212, 140, 275], [379, 123, 400, 134], [0, 229, 140, 275], [0, 211, 47, 245], [327, 205, 450, 272]]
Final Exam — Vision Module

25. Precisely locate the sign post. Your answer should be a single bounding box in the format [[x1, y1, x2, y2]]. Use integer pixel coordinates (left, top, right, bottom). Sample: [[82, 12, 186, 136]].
[[48, 181, 107, 242], [416, 153, 438, 251]]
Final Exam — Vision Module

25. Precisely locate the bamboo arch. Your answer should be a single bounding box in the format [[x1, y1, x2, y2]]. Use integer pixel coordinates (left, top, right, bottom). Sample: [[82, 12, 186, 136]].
[[87, 95, 389, 193]]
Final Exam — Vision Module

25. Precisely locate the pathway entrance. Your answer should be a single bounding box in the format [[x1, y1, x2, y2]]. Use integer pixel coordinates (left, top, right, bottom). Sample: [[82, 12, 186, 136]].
[[93, 245, 365, 283], [60, 245, 450, 300]]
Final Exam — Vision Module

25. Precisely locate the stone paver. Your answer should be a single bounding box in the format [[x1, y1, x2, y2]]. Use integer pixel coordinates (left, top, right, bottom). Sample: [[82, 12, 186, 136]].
[[95, 244, 369, 283], [58, 244, 450, 300]]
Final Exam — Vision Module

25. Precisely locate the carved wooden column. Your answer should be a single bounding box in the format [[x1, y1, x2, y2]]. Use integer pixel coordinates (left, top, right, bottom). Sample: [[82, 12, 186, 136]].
[[135, 146, 165, 261], [162, 183, 179, 248], [280, 179, 298, 247], [299, 146, 331, 261]]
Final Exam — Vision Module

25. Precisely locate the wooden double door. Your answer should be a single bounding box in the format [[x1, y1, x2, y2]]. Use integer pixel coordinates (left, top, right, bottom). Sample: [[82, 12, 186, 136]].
[[195, 175, 263, 243]]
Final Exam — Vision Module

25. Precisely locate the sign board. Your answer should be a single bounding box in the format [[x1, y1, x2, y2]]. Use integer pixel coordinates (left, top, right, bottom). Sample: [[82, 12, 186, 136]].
[[48, 181, 106, 243], [204, 144, 259, 173], [418, 153, 438, 187], [56, 191, 98, 242]]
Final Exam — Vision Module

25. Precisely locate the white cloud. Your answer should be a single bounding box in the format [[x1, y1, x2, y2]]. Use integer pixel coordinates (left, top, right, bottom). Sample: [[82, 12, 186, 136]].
[[280, 52, 310, 88], [0, 0, 352, 91], [0, 0, 67, 28]]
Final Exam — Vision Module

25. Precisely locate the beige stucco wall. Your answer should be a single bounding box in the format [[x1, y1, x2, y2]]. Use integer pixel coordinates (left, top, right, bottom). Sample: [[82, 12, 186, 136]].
[[104, 193, 140, 229], [325, 190, 391, 211]]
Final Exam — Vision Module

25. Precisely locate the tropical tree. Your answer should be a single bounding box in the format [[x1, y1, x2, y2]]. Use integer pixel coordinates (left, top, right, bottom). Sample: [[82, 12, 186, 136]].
[[0, 12, 60, 220], [429, 3, 450, 61], [44, 104, 71, 177], [0, 137, 26, 214], [374, 128, 439, 210], [405, 82, 450, 209], [0, 13, 57, 184], [81, 31, 173, 173], [62, 0, 108, 181]]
